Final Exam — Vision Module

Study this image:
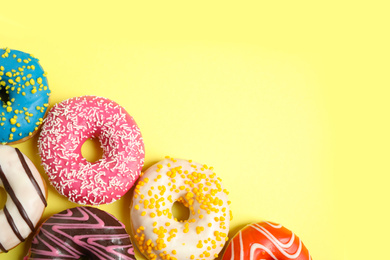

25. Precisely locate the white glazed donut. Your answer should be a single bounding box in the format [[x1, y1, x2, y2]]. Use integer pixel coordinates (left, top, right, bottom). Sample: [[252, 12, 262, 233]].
[[0, 145, 47, 253], [130, 157, 232, 260]]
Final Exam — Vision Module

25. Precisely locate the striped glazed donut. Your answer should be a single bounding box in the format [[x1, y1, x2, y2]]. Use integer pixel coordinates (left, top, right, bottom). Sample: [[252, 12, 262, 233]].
[[222, 221, 312, 260], [0, 145, 47, 253], [24, 206, 136, 260]]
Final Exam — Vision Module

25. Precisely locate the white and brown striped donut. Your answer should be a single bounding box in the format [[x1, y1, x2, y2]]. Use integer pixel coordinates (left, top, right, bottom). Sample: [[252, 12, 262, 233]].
[[0, 145, 47, 253], [222, 221, 312, 260]]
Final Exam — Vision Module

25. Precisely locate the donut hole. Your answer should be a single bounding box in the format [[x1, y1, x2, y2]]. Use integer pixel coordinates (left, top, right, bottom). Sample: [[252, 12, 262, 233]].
[[81, 137, 104, 163], [172, 200, 190, 222], [0, 187, 6, 210], [0, 86, 10, 105]]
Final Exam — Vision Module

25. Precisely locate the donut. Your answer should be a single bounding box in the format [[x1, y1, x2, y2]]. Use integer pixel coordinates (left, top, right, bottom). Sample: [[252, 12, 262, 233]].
[[130, 157, 232, 260], [0, 145, 47, 253], [24, 206, 136, 259], [222, 221, 312, 260], [38, 95, 144, 205], [0, 48, 50, 144]]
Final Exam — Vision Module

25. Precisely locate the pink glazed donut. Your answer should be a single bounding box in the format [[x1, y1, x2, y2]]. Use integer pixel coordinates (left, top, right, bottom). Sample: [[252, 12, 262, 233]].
[[38, 95, 144, 205]]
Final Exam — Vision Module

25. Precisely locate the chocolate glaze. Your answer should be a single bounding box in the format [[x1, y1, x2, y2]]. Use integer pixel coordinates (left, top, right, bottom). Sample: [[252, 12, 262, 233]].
[[25, 207, 135, 260], [0, 242, 7, 253]]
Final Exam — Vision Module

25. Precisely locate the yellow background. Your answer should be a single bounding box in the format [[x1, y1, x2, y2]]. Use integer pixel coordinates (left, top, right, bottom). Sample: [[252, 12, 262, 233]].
[[1, 1, 389, 259]]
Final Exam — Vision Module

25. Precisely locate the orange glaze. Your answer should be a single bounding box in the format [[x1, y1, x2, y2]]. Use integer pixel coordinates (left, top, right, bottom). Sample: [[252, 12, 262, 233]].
[[222, 221, 312, 260]]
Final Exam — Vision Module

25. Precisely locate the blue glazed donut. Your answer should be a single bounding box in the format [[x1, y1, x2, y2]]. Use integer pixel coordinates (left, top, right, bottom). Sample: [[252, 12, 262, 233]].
[[0, 48, 51, 144]]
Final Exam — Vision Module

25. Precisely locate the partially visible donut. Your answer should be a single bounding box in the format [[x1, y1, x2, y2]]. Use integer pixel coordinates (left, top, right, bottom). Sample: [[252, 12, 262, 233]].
[[0, 145, 47, 253], [222, 221, 312, 260], [38, 95, 144, 205], [0, 48, 50, 144], [130, 157, 232, 260], [24, 206, 136, 260]]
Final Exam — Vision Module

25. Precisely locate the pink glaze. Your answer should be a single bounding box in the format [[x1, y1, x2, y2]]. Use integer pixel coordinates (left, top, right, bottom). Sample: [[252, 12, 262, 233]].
[[38, 96, 144, 205]]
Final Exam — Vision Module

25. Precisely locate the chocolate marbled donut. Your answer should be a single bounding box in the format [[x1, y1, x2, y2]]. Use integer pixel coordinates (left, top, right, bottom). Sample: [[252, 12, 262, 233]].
[[24, 206, 135, 260]]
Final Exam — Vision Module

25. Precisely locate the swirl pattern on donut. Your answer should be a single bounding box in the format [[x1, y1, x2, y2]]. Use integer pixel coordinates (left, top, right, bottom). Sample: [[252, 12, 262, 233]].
[[0, 145, 47, 253], [38, 95, 144, 205], [0, 48, 50, 144], [24, 206, 135, 260], [222, 221, 312, 260]]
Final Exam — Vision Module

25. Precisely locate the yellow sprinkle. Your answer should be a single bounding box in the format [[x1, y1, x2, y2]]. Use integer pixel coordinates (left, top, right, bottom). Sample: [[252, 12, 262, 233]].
[[6, 107, 12, 112], [10, 118, 16, 124]]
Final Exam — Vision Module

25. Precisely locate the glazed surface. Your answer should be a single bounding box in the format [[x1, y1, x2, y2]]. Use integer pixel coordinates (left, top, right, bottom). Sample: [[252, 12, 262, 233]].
[[38, 95, 144, 205], [130, 157, 231, 260], [0, 145, 47, 253], [0, 48, 50, 144], [222, 221, 312, 260], [25, 206, 135, 260]]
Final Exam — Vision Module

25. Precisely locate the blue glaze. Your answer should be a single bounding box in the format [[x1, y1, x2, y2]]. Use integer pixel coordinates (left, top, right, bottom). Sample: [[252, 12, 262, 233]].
[[0, 48, 51, 144]]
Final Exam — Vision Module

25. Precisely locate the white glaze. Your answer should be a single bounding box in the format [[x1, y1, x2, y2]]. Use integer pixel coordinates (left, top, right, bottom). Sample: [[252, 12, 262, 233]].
[[0, 145, 47, 253], [130, 158, 231, 260]]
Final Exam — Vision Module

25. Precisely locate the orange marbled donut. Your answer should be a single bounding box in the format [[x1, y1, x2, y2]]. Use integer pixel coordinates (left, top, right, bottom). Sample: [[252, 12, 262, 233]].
[[222, 221, 312, 260]]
